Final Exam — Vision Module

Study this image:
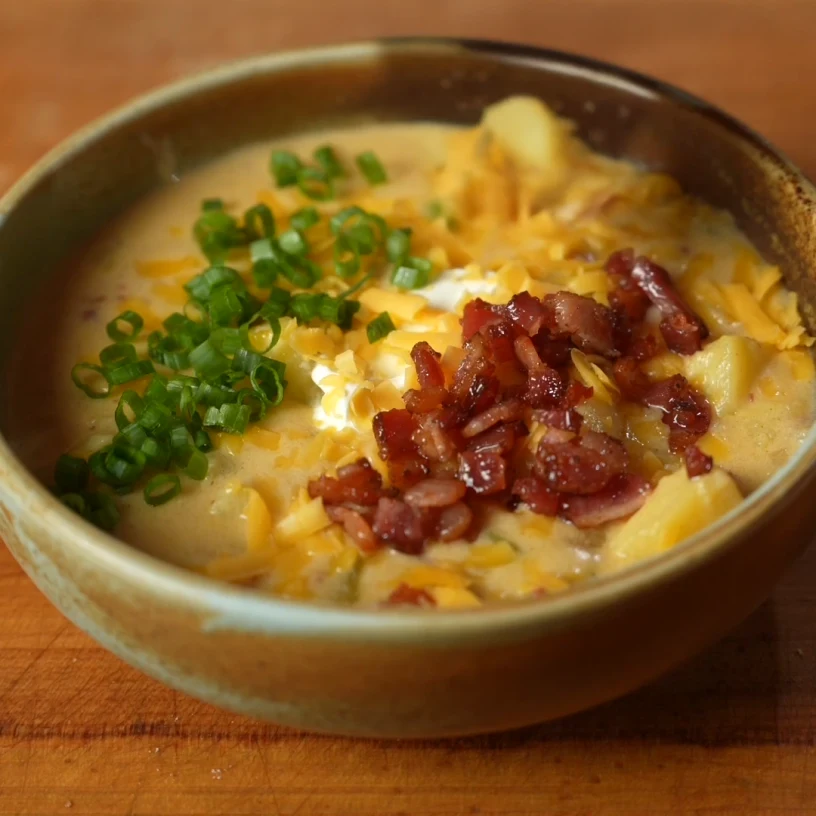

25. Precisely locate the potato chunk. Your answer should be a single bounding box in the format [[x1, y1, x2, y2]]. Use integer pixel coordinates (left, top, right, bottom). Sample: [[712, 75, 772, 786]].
[[601, 467, 742, 572], [685, 335, 769, 416], [481, 96, 569, 186]]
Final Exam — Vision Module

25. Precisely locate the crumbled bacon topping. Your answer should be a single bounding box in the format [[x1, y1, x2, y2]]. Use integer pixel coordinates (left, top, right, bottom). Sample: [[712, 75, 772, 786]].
[[308, 250, 715, 555]]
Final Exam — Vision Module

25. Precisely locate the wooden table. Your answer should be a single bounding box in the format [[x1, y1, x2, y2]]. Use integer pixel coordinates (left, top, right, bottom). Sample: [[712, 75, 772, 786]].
[[2, 1, 816, 813]]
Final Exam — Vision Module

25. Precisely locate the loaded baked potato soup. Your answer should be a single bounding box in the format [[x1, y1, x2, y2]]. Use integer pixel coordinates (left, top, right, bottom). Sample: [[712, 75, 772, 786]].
[[8, 97, 814, 608]]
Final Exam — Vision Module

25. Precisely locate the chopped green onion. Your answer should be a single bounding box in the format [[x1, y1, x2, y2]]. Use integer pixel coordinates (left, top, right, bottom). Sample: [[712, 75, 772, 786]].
[[115, 391, 144, 431], [178, 446, 209, 480], [115, 421, 148, 449], [195, 380, 238, 407], [100, 343, 138, 367], [106, 359, 155, 386], [194, 429, 212, 452], [189, 338, 230, 378], [314, 145, 345, 179], [251, 361, 286, 407], [208, 327, 243, 357], [356, 150, 387, 185], [143, 375, 175, 407], [104, 445, 146, 484], [71, 363, 111, 399], [260, 288, 292, 319], [185, 265, 243, 303], [106, 310, 144, 343], [105, 360, 154, 387], [386, 228, 412, 263], [193, 208, 245, 263], [54, 455, 89, 493], [270, 150, 303, 187], [367, 312, 396, 343], [88, 448, 120, 486], [288, 293, 324, 324], [239, 314, 280, 353], [138, 401, 173, 434], [289, 207, 320, 231], [144, 474, 181, 506], [232, 347, 263, 375], [179, 385, 197, 422], [208, 285, 244, 327], [296, 167, 334, 201], [236, 388, 267, 421], [203, 403, 251, 435], [85, 491, 120, 530], [392, 256, 432, 290], [140, 437, 171, 469], [60, 492, 87, 516], [278, 228, 309, 256], [202, 198, 224, 211], [243, 203, 275, 240], [319, 296, 360, 331], [250, 238, 279, 288], [333, 233, 361, 278]]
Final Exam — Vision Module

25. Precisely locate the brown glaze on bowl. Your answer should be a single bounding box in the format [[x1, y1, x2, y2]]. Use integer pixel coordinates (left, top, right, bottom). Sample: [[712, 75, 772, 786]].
[[0, 39, 815, 738]]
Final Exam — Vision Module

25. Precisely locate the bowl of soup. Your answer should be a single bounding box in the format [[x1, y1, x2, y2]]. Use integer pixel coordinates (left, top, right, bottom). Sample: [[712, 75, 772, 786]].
[[1, 38, 815, 737]]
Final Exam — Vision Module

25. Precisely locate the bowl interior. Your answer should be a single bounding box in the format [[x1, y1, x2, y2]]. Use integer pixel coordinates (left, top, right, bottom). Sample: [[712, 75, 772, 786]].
[[1, 37, 815, 577]]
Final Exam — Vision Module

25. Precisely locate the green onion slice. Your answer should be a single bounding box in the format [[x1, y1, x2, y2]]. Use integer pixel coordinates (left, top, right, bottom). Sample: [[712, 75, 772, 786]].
[[144, 474, 182, 506], [55, 455, 90, 493], [296, 167, 334, 201], [356, 151, 388, 185], [392, 256, 432, 290], [314, 145, 345, 179], [71, 363, 111, 399], [100, 343, 138, 367], [289, 207, 320, 231], [270, 151, 303, 187], [367, 312, 397, 343], [386, 228, 412, 263], [243, 203, 276, 240], [278, 228, 309, 257], [251, 361, 286, 407], [106, 311, 144, 343]]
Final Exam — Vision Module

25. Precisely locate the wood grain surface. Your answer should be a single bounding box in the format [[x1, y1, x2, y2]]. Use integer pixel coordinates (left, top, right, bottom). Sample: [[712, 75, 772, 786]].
[[2, 1, 816, 813]]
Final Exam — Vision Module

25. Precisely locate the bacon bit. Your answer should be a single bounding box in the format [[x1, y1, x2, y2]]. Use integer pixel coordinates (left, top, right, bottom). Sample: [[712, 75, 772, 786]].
[[437, 502, 473, 541], [387, 583, 435, 606], [404, 477, 467, 508], [532, 334, 572, 368], [545, 291, 620, 358], [524, 367, 566, 408], [629, 257, 708, 354], [462, 398, 525, 438], [413, 415, 459, 461], [660, 312, 708, 356], [458, 451, 508, 495], [373, 409, 419, 460], [627, 333, 660, 362], [604, 248, 636, 278], [308, 459, 384, 506], [560, 474, 651, 528], [387, 457, 430, 490], [612, 357, 651, 402], [529, 409, 583, 432], [513, 335, 544, 371], [404, 386, 449, 414], [411, 341, 446, 388], [484, 322, 521, 366], [326, 505, 379, 552], [644, 375, 711, 454], [372, 497, 425, 554], [462, 298, 502, 340], [506, 291, 547, 335], [535, 431, 628, 495], [685, 445, 714, 478], [512, 477, 559, 516], [561, 380, 593, 408], [466, 423, 519, 455]]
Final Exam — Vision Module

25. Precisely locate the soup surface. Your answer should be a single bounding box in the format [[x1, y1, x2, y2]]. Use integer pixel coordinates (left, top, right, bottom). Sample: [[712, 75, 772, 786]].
[[7, 97, 815, 608]]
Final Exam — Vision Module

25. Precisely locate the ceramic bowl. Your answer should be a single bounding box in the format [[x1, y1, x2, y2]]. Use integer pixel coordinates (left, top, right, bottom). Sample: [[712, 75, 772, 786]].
[[1, 38, 815, 738]]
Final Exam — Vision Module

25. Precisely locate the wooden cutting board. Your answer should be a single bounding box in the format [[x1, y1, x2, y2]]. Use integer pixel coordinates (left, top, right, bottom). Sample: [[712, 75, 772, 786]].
[[2, 1, 816, 812]]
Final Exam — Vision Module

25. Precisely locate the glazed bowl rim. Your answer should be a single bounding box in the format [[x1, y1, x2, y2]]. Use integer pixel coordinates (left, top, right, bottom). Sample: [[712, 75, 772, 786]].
[[1, 36, 814, 640]]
